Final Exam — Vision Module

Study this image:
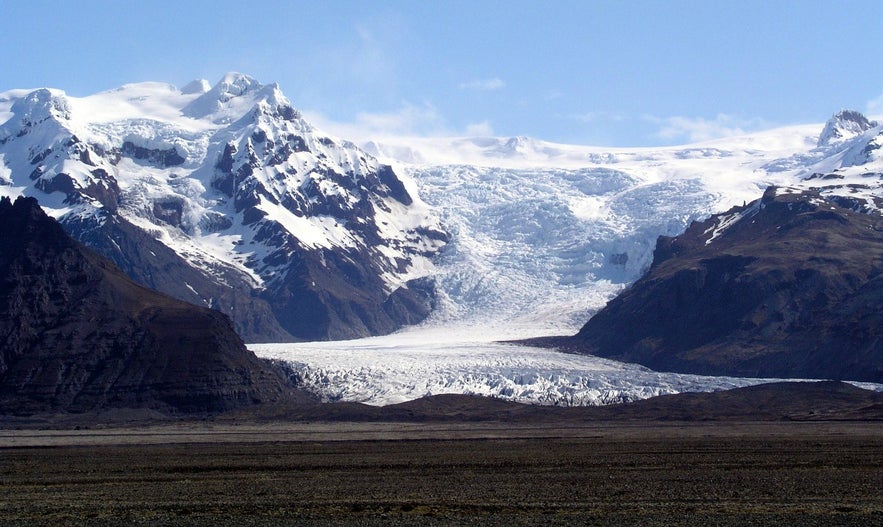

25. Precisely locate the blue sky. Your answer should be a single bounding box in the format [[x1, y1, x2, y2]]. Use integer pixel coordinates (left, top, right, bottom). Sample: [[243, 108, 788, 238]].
[[3, 0, 883, 146]]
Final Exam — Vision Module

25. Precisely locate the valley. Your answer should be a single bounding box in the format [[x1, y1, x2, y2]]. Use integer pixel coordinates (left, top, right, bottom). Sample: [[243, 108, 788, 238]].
[[2, 76, 883, 412], [2, 1, 883, 522]]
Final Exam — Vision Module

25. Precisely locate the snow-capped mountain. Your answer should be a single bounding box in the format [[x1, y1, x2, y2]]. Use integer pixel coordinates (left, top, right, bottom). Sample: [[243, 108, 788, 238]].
[[3, 72, 883, 406], [362, 110, 883, 336], [251, 109, 883, 406], [817, 109, 879, 147], [0, 74, 448, 342], [5, 73, 878, 345]]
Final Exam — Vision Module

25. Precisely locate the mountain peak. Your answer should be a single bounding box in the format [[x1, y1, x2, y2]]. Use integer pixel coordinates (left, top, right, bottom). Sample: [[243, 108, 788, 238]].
[[0, 75, 448, 342], [214, 72, 261, 98], [817, 109, 878, 147], [179, 73, 296, 125], [1, 88, 71, 135], [182, 72, 267, 121]]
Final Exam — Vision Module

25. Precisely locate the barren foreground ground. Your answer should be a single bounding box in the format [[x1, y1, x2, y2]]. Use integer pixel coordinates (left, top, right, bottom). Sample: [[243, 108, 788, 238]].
[[1, 422, 882, 526]]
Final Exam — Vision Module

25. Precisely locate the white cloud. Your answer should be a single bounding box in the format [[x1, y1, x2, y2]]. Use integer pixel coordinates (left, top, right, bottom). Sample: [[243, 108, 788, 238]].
[[649, 114, 770, 143], [303, 102, 451, 141], [459, 78, 506, 91], [867, 93, 883, 118], [304, 105, 497, 143], [566, 111, 625, 123], [464, 121, 494, 136]]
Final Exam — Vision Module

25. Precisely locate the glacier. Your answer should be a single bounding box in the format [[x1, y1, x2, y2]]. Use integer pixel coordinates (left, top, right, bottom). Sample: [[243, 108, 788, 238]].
[[252, 111, 883, 406], [4, 76, 882, 406], [253, 328, 785, 406], [252, 327, 883, 406]]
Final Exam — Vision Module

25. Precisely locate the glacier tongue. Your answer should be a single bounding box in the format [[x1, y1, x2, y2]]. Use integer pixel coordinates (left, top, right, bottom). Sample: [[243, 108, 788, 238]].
[[252, 329, 865, 407]]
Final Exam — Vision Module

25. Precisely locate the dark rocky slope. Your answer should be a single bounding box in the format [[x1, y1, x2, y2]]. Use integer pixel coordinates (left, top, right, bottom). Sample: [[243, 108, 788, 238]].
[[63, 210, 295, 343], [0, 196, 297, 415], [568, 186, 883, 382]]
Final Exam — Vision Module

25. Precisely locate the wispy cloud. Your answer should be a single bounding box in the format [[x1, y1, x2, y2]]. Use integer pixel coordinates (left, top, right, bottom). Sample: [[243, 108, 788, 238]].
[[304, 104, 497, 142], [545, 89, 564, 101], [565, 111, 625, 123], [304, 14, 410, 106], [867, 94, 883, 117], [464, 121, 494, 136], [459, 78, 506, 91], [648, 114, 770, 143], [352, 25, 394, 79], [304, 102, 451, 141]]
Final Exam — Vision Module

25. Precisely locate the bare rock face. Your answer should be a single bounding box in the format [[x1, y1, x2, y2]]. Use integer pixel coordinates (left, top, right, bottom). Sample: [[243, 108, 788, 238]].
[[0, 196, 295, 415], [570, 187, 883, 383]]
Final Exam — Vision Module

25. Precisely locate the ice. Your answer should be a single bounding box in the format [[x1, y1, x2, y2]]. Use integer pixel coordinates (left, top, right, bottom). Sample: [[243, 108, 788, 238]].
[[403, 166, 720, 331], [252, 328, 809, 406]]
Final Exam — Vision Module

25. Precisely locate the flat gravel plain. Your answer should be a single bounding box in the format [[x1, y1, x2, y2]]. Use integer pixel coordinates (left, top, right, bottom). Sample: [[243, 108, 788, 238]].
[[1, 422, 881, 526]]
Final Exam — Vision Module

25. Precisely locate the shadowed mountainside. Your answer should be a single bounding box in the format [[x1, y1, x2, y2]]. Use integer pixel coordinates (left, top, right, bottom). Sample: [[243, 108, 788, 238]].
[[565, 186, 883, 382], [0, 196, 301, 415]]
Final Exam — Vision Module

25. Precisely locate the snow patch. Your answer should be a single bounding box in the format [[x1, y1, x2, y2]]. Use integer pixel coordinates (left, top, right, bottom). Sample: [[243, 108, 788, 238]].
[[704, 199, 761, 245]]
